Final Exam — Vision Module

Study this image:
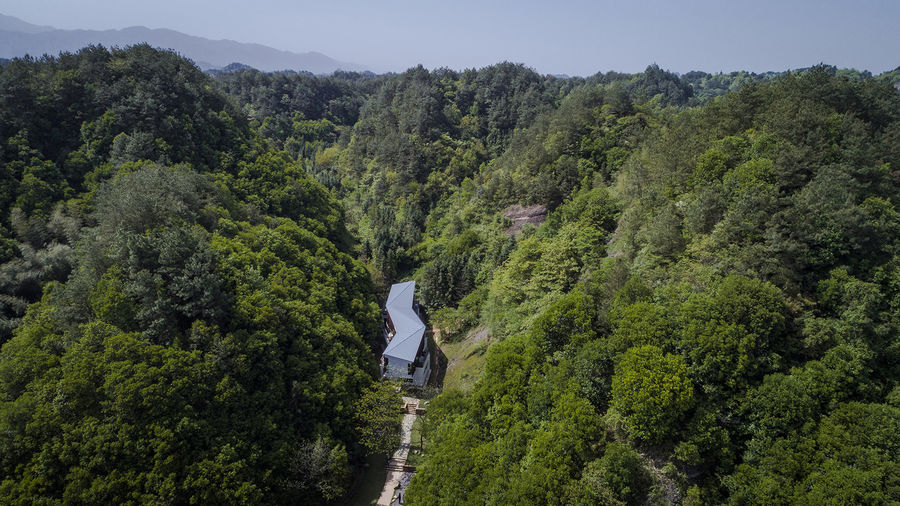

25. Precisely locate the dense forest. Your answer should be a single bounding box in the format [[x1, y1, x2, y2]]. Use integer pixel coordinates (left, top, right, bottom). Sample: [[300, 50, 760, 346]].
[[0, 44, 898, 504], [0, 45, 394, 503]]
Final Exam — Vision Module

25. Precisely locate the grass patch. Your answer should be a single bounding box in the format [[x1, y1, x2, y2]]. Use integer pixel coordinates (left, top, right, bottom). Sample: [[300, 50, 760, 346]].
[[439, 326, 490, 392], [406, 417, 426, 468]]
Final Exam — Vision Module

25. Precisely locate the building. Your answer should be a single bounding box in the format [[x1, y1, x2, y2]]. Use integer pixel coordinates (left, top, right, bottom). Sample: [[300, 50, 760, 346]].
[[381, 281, 431, 386]]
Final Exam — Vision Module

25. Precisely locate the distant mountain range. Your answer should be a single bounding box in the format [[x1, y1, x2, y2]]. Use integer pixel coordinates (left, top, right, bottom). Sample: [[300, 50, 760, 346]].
[[0, 14, 364, 74]]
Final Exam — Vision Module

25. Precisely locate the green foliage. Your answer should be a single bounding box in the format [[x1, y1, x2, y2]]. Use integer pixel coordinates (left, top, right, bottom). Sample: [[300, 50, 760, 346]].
[[628, 64, 694, 106], [0, 45, 247, 180], [407, 384, 603, 505], [329, 63, 575, 278], [223, 150, 343, 238], [483, 197, 616, 340], [675, 406, 734, 470], [742, 344, 873, 449], [587, 442, 651, 505], [92, 164, 220, 235], [419, 246, 477, 309], [0, 48, 383, 503], [680, 276, 787, 396], [213, 68, 379, 129], [406, 65, 899, 504], [611, 345, 694, 442], [3, 46, 900, 504], [573, 339, 615, 411], [724, 402, 900, 505], [0, 45, 253, 342], [528, 289, 596, 354], [430, 285, 487, 342], [610, 301, 673, 353], [353, 381, 404, 456], [0, 200, 380, 503], [0, 205, 79, 343]]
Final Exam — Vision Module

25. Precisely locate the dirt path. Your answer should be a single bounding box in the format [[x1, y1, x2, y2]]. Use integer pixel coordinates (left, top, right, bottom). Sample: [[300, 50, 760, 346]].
[[376, 397, 419, 506]]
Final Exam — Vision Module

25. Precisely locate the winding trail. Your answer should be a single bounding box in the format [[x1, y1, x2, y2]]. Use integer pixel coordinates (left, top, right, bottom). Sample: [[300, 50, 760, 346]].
[[376, 396, 419, 506]]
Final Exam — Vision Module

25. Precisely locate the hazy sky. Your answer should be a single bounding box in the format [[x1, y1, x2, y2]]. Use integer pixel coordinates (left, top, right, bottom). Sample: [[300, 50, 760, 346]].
[[2, 0, 898, 75]]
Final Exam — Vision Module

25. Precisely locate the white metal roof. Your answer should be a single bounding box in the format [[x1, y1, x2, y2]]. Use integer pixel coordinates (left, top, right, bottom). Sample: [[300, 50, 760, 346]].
[[383, 281, 425, 363]]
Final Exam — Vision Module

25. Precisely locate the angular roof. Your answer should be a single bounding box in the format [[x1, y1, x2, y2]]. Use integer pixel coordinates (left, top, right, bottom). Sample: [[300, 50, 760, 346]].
[[383, 281, 425, 363]]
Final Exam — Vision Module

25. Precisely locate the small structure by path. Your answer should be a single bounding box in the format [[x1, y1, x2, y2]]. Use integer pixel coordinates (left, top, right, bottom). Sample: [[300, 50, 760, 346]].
[[376, 396, 420, 506]]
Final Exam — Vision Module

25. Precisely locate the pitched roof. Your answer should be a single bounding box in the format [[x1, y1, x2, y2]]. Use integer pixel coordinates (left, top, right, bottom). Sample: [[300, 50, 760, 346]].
[[383, 281, 425, 363]]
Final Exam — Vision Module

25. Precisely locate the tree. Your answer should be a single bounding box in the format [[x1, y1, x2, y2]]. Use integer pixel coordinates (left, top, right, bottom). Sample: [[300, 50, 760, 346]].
[[611, 345, 694, 442], [610, 301, 673, 353], [353, 380, 404, 456], [287, 437, 351, 501], [529, 289, 596, 354], [573, 339, 615, 411], [679, 275, 787, 397], [593, 442, 651, 505], [724, 402, 900, 505]]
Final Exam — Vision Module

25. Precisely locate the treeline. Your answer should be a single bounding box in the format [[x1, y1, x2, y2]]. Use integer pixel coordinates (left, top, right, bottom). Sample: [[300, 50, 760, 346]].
[[0, 45, 398, 503], [222, 62, 692, 283], [214, 60, 899, 503], [235, 61, 898, 503]]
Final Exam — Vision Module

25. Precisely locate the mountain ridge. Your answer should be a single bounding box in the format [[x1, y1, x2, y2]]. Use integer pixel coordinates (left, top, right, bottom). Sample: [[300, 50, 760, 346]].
[[0, 13, 363, 74]]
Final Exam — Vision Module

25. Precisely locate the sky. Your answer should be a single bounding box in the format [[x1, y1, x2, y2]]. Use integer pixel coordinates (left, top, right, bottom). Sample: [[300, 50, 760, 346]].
[[1, 0, 898, 75]]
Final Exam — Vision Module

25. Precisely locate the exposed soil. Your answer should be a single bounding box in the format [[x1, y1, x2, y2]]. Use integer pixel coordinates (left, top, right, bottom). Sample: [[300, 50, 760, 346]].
[[503, 204, 547, 236], [467, 326, 490, 346]]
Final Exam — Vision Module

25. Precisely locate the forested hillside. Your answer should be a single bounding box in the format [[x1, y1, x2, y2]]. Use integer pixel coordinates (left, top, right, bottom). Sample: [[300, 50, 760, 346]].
[[0, 45, 390, 503], [225, 62, 898, 504], [1, 44, 898, 504], [401, 67, 900, 504]]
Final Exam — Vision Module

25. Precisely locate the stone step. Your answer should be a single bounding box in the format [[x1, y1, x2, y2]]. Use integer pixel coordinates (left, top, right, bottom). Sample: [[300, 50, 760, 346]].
[[386, 459, 406, 471]]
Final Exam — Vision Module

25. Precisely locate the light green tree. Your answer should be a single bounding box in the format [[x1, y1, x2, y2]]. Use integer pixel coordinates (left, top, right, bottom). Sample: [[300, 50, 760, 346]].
[[611, 345, 694, 442]]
